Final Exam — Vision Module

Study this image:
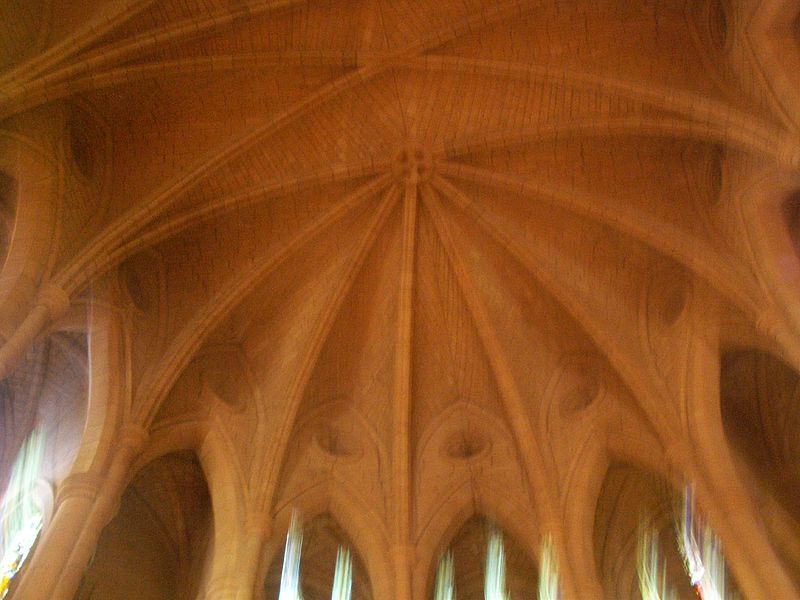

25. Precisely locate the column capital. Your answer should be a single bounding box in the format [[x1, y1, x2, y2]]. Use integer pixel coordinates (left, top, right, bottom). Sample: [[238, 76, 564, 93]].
[[35, 283, 70, 321], [55, 472, 102, 506], [391, 543, 415, 579], [243, 510, 272, 537], [117, 424, 149, 452]]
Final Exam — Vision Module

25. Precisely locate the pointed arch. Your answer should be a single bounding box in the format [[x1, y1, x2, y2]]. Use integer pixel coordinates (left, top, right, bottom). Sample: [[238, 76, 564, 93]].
[[435, 114, 792, 164], [73, 449, 213, 600], [592, 462, 695, 600], [132, 176, 388, 426], [414, 478, 541, 600], [0, 131, 59, 336], [264, 482, 392, 600], [421, 510, 540, 600], [747, 0, 800, 131], [720, 347, 800, 585], [734, 168, 800, 364], [405, 55, 799, 169]]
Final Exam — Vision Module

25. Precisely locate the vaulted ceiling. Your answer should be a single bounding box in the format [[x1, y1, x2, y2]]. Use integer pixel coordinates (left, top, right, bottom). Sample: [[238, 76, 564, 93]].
[[1, 1, 800, 599]]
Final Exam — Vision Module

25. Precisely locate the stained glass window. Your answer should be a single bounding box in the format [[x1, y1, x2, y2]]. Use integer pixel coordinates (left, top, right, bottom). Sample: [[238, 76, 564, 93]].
[[537, 534, 560, 600], [331, 546, 352, 600], [677, 487, 738, 600], [0, 428, 45, 598], [637, 485, 740, 600], [277, 509, 355, 600], [637, 526, 676, 600], [279, 509, 304, 600], [484, 527, 510, 600], [434, 552, 455, 600]]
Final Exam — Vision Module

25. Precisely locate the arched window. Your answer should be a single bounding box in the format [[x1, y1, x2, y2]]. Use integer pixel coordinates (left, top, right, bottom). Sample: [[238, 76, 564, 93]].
[[593, 463, 740, 599], [0, 428, 45, 598], [264, 512, 373, 600], [0, 331, 88, 597], [432, 515, 539, 600]]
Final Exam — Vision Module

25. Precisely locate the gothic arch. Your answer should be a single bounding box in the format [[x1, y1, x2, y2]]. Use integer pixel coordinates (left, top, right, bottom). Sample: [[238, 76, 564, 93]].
[[414, 484, 541, 600], [592, 462, 694, 600], [424, 513, 539, 600], [720, 347, 800, 586], [73, 450, 213, 600], [0, 131, 59, 336], [263, 486, 389, 600]]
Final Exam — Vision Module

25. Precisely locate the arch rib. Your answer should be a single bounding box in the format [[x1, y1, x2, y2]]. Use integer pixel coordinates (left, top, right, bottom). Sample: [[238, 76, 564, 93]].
[[422, 184, 579, 598], [0, 51, 356, 120], [135, 174, 390, 425], [435, 114, 789, 163], [437, 161, 763, 321], [430, 175, 676, 440], [55, 67, 384, 294], [0, 0, 534, 385], [103, 158, 390, 274], [257, 185, 400, 509], [390, 180, 417, 600], [54, 0, 532, 296], [0, 0, 309, 118], [0, 0, 156, 88], [408, 55, 800, 169]]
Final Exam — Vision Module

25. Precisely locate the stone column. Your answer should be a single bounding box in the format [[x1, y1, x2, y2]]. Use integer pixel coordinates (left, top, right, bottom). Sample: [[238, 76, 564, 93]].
[[45, 425, 147, 600], [555, 496, 603, 600], [10, 472, 100, 599], [204, 512, 272, 600], [683, 300, 798, 599], [391, 544, 413, 600]]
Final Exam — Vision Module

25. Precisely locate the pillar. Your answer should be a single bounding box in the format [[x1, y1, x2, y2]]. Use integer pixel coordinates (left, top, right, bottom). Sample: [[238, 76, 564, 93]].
[[683, 293, 798, 598], [205, 511, 272, 600], [38, 425, 147, 600], [10, 472, 100, 599], [14, 426, 147, 600]]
